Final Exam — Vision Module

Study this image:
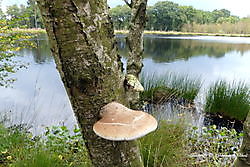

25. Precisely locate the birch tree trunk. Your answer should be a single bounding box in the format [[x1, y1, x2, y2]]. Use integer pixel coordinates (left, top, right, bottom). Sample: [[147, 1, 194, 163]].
[[233, 112, 250, 167], [125, 0, 148, 108], [126, 0, 147, 77], [36, 0, 143, 166]]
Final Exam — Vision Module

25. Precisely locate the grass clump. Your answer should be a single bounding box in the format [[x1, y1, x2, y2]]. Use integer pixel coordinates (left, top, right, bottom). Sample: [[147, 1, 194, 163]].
[[205, 80, 250, 121], [139, 120, 243, 167], [139, 121, 190, 167], [140, 72, 202, 104], [0, 124, 91, 167]]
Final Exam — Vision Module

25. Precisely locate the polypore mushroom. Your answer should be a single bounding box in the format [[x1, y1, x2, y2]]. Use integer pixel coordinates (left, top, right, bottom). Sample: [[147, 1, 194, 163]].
[[93, 102, 157, 141], [125, 74, 144, 92]]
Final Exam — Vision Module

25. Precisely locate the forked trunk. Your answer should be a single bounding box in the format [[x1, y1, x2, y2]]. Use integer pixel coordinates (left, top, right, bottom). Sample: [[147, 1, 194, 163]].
[[36, 0, 143, 166], [126, 0, 148, 108]]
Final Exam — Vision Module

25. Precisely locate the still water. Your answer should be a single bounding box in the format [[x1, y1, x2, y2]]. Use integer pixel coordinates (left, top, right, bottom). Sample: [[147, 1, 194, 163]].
[[1, 35, 250, 133]]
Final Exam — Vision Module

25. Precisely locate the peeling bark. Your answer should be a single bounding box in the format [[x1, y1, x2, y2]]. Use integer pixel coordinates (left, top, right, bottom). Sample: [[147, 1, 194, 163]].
[[36, 0, 143, 166], [233, 112, 250, 167]]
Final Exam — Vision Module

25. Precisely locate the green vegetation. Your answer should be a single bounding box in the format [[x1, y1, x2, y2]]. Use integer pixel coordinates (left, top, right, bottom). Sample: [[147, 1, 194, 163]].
[[2, 0, 250, 35], [0, 0, 43, 29], [109, 5, 131, 30], [10, 28, 46, 34], [182, 17, 250, 34], [139, 121, 243, 167], [205, 80, 250, 121], [0, 122, 243, 167], [110, 1, 242, 33], [188, 125, 243, 166], [139, 121, 190, 167], [140, 73, 202, 104], [0, 124, 91, 167]]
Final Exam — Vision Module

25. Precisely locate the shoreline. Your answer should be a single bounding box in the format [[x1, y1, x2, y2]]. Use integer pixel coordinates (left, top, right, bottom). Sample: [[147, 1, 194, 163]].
[[115, 30, 250, 37], [8, 28, 250, 37], [9, 28, 47, 34]]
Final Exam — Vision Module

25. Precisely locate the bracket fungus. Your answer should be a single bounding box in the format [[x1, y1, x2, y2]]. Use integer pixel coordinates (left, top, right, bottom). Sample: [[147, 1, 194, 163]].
[[93, 102, 158, 141], [125, 74, 144, 92]]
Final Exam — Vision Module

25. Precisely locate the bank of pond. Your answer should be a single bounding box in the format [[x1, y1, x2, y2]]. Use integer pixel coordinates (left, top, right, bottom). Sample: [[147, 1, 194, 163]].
[[115, 30, 250, 37], [1, 71, 248, 166], [140, 72, 250, 131]]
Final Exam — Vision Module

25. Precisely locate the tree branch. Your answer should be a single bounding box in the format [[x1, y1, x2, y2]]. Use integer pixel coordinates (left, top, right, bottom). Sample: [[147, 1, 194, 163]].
[[123, 0, 132, 8]]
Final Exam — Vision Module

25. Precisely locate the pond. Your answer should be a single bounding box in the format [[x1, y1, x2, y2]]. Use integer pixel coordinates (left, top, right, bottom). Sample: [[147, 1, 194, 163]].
[[1, 34, 250, 133]]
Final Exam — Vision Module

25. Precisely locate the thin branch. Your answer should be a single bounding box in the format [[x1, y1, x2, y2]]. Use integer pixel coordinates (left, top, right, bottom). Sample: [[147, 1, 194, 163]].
[[123, 0, 132, 8]]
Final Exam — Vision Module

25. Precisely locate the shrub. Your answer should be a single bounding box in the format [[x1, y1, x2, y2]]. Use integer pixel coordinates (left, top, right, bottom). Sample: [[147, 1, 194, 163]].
[[0, 124, 91, 167], [188, 125, 243, 166]]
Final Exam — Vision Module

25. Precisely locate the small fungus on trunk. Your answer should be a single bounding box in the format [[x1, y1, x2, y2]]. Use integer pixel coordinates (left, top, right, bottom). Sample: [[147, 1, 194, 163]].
[[125, 74, 144, 92]]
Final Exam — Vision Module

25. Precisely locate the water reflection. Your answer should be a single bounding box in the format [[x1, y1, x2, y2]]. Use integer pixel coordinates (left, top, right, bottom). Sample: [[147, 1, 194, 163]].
[[117, 35, 250, 63], [1, 35, 250, 133], [18, 36, 53, 64], [0, 36, 76, 134], [118, 35, 250, 85]]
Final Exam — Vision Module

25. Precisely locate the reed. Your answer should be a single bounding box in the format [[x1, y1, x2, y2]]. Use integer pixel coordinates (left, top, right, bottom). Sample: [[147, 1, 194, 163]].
[[205, 80, 250, 121], [140, 72, 202, 104]]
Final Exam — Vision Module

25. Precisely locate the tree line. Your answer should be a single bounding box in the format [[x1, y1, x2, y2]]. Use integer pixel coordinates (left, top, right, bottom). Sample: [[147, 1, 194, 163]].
[[110, 1, 246, 32], [0, 0, 43, 28], [2, 0, 250, 34]]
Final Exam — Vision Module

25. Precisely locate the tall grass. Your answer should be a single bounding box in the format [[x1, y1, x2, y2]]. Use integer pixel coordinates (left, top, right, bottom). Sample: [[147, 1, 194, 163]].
[[139, 121, 190, 167], [140, 72, 202, 104], [182, 18, 250, 35], [205, 80, 250, 121]]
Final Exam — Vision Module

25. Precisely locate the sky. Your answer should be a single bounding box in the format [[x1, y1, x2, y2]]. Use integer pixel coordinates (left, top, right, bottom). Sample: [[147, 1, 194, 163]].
[[1, 0, 250, 18]]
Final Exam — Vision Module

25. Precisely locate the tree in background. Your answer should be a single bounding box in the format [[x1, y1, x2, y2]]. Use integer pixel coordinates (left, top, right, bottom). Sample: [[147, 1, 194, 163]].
[[179, 6, 196, 24], [110, 0, 242, 32], [4, 1, 43, 28], [109, 5, 131, 30], [26, 0, 43, 28], [36, 0, 145, 166], [211, 9, 231, 23], [149, 1, 186, 31]]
